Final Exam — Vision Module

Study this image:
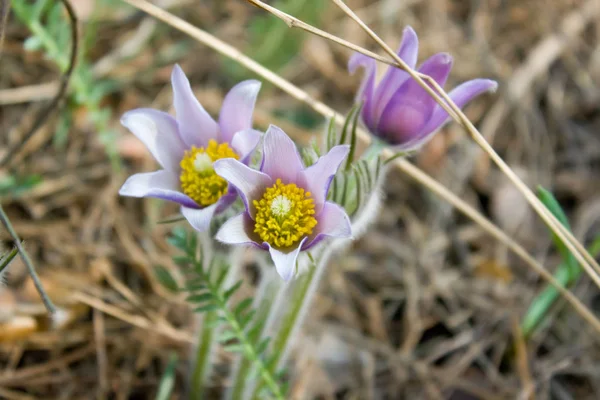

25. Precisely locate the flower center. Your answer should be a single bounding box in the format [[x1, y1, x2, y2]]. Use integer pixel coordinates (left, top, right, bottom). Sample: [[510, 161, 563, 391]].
[[180, 139, 238, 207], [253, 179, 317, 249]]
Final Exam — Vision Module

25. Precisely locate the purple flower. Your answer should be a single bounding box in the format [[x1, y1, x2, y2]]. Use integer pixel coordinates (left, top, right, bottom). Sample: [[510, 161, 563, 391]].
[[349, 26, 498, 150], [213, 126, 352, 281], [119, 65, 262, 231]]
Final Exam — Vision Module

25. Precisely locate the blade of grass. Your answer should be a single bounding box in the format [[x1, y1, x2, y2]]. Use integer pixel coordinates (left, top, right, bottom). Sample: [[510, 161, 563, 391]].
[[536, 186, 577, 277], [0, 246, 19, 276], [156, 352, 178, 400], [522, 238, 600, 337], [522, 188, 598, 337]]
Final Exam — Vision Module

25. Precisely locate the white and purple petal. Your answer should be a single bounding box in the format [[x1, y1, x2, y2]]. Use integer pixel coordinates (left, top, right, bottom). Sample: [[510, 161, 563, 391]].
[[171, 64, 219, 148], [121, 109, 185, 172], [213, 158, 272, 218], [300, 145, 349, 212], [215, 188, 239, 214], [267, 238, 307, 282], [260, 125, 304, 184], [181, 203, 218, 232], [230, 129, 262, 164], [119, 170, 198, 209], [215, 213, 265, 249], [218, 80, 261, 144], [303, 202, 352, 250]]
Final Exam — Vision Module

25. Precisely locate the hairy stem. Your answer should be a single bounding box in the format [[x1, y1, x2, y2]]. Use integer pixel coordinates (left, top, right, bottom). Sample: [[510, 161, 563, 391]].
[[247, 253, 325, 400], [193, 260, 284, 400], [189, 311, 217, 400], [229, 271, 282, 400]]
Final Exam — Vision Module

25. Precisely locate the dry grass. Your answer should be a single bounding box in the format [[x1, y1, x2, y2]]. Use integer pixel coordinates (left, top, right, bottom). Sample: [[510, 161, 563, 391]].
[[1, 0, 600, 398]]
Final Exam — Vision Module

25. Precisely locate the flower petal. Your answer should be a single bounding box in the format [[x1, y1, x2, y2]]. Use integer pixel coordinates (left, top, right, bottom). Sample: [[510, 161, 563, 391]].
[[377, 53, 453, 144], [372, 26, 419, 120], [171, 64, 218, 148], [267, 238, 307, 282], [418, 78, 498, 137], [260, 125, 304, 184], [215, 213, 263, 248], [213, 158, 272, 218], [119, 170, 198, 208], [218, 80, 261, 144], [348, 52, 377, 129], [230, 129, 262, 164], [215, 188, 239, 214], [181, 203, 218, 232], [300, 145, 349, 212], [304, 202, 352, 250], [120, 109, 185, 171]]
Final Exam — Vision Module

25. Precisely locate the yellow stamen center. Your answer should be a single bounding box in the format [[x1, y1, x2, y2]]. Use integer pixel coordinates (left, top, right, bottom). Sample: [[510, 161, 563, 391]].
[[253, 179, 317, 248], [179, 139, 238, 207]]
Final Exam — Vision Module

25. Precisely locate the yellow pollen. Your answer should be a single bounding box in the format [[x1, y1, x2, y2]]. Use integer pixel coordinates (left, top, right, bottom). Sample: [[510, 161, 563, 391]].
[[179, 139, 238, 207], [253, 179, 317, 249]]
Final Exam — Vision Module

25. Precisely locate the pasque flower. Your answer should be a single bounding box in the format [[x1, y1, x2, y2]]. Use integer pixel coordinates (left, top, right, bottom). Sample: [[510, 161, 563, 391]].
[[119, 65, 262, 231], [213, 126, 352, 281], [349, 26, 498, 150]]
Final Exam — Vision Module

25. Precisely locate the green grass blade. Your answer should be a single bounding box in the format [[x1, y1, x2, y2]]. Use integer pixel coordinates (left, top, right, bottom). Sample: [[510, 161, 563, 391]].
[[155, 352, 178, 400], [522, 187, 598, 337]]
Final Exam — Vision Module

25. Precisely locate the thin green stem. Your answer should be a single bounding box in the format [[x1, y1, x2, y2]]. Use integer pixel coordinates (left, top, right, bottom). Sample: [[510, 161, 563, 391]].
[[0, 246, 19, 275], [189, 311, 217, 400], [0, 205, 55, 312], [250, 260, 318, 400], [362, 139, 386, 161], [196, 265, 284, 400], [214, 286, 284, 400], [229, 274, 281, 400], [269, 266, 315, 366]]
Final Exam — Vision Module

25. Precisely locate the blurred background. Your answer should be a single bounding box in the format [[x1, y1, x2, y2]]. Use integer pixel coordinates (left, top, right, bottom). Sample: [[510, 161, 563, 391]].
[[1, 0, 600, 398]]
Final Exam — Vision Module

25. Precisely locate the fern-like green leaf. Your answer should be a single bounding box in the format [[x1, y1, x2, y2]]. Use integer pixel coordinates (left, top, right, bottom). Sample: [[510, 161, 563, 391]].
[[224, 281, 244, 301]]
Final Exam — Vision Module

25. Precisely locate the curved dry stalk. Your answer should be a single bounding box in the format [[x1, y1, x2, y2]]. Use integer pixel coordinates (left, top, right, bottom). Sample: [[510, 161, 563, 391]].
[[118, 0, 600, 334], [329, 0, 600, 287]]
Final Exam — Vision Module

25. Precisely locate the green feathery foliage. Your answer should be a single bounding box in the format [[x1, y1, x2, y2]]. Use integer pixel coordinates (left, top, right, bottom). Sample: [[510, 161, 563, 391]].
[[167, 227, 287, 399], [522, 187, 600, 337]]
